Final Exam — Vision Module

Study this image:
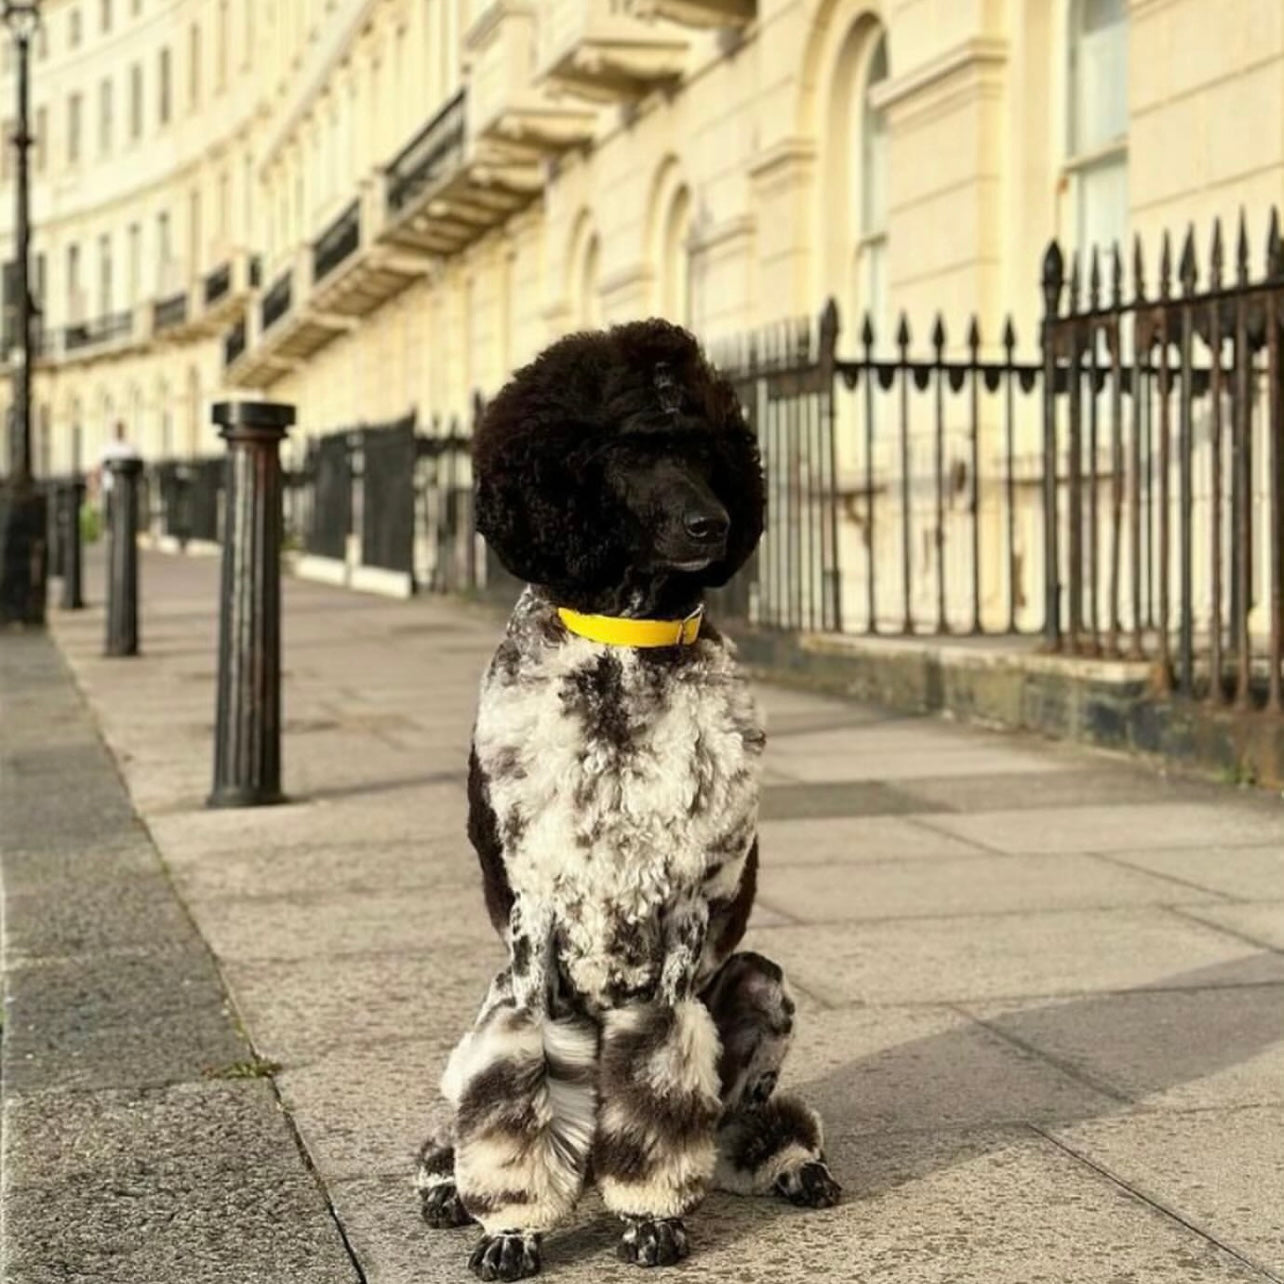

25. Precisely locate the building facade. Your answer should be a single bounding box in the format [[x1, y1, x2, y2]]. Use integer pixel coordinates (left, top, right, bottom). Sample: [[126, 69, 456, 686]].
[[1, 0, 1280, 477]]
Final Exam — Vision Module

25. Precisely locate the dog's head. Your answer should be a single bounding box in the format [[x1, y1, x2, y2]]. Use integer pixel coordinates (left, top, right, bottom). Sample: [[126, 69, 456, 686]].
[[474, 320, 765, 616]]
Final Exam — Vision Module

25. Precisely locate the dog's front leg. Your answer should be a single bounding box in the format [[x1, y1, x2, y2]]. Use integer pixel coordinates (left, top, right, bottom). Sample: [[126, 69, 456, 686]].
[[594, 898, 722, 1267], [451, 905, 598, 1281]]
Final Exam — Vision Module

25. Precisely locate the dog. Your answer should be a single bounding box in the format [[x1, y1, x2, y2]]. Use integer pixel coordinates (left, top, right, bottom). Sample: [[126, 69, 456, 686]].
[[415, 320, 840, 1281]]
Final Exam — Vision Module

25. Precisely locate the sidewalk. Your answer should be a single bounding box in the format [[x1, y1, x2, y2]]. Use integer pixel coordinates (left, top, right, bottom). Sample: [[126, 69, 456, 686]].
[[5, 547, 1284, 1282]]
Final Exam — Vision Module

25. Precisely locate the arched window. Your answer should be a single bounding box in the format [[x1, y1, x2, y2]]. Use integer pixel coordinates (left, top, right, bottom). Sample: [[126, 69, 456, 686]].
[[1067, 0, 1128, 257], [660, 186, 692, 326], [853, 32, 888, 336]]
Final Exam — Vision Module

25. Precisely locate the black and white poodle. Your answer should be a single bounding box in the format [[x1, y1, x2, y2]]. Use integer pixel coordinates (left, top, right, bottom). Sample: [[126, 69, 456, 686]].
[[415, 320, 840, 1280]]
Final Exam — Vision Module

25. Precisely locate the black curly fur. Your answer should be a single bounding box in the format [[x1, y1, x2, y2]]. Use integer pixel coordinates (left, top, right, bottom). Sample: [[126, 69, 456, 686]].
[[473, 321, 765, 619]]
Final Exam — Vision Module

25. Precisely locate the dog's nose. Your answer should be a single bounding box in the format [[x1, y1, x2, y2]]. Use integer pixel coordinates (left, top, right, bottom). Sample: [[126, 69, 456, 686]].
[[684, 506, 730, 544]]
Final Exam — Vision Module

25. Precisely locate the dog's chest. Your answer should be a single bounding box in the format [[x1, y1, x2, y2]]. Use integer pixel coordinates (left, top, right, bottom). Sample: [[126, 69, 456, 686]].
[[474, 635, 763, 999]]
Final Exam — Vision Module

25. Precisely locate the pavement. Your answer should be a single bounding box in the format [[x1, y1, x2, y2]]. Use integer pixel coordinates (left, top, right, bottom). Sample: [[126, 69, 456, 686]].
[[3, 547, 1284, 1283]]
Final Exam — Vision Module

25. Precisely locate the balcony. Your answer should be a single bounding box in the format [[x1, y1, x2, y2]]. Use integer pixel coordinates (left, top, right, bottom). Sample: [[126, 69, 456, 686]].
[[631, 0, 754, 27], [197, 250, 261, 334], [153, 292, 189, 335], [61, 309, 137, 361], [309, 185, 427, 317], [226, 247, 357, 389], [536, 0, 688, 103], [381, 89, 544, 257], [466, 1, 596, 153], [224, 317, 247, 368]]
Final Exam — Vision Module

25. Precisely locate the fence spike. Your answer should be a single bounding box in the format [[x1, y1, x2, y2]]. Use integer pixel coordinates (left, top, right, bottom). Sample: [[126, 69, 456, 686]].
[[1041, 240, 1065, 314], [1159, 230, 1173, 299], [896, 312, 911, 350], [1002, 314, 1016, 354], [1089, 245, 1102, 309], [1178, 223, 1198, 295], [820, 296, 840, 355], [860, 312, 875, 350], [1236, 207, 1250, 284], [797, 315, 812, 362], [748, 331, 758, 372], [1210, 217, 1224, 289], [1068, 253, 1082, 310], [931, 313, 946, 354], [1111, 242, 1123, 306], [967, 315, 981, 354], [1133, 232, 1147, 301], [1268, 206, 1283, 278]]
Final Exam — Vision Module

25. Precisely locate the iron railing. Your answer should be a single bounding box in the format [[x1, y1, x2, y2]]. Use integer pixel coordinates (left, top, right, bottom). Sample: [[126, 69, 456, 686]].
[[387, 90, 466, 216], [154, 292, 189, 332], [314, 200, 361, 284], [204, 261, 232, 305], [261, 269, 292, 333], [224, 317, 247, 367], [64, 310, 132, 353], [1041, 212, 1284, 711]]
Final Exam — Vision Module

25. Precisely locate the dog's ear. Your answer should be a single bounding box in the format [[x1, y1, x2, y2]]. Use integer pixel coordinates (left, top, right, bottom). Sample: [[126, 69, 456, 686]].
[[474, 413, 627, 591], [702, 374, 765, 586]]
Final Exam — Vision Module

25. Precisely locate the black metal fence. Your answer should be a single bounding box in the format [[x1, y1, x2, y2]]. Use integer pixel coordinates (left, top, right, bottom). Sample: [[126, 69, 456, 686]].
[[1042, 213, 1284, 712]]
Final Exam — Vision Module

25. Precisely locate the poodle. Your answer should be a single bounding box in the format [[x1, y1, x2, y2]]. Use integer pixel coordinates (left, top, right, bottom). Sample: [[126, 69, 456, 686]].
[[415, 319, 840, 1280]]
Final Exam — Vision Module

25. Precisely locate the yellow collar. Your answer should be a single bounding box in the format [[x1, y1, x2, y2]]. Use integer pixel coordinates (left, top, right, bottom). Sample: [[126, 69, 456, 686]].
[[557, 605, 704, 648]]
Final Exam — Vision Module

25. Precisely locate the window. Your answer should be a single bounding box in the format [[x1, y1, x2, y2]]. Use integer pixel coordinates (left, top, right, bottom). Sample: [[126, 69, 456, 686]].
[[67, 243, 81, 320], [101, 0, 112, 33], [99, 78, 113, 156], [98, 234, 112, 316], [133, 0, 143, 16], [34, 106, 47, 174], [217, 170, 230, 240], [67, 93, 82, 165], [1067, 0, 1128, 258], [128, 223, 140, 303], [69, 8, 82, 48], [188, 188, 201, 272], [158, 47, 171, 125], [156, 210, 170, 291], [130, 64, 142, 140], [854, 32, 889, 336], [659, 187, 692, 325], [188, 22, 201, 109]]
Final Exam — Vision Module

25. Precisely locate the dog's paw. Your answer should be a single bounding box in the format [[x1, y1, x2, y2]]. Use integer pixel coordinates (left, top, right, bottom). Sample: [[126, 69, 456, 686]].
[[469, 1231, 542, 1281], [744, 1069, 779, 1107], [420, 1179, 475, 1229], [774, 1160, 841, 1209], [617, 1216, 690, 1268]]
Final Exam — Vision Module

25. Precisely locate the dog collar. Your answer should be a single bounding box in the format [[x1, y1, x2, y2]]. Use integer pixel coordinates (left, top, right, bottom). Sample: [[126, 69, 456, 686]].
[[557, 605, 704, 648]]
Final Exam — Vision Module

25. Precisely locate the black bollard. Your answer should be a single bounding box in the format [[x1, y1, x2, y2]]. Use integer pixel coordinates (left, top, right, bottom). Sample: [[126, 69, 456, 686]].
[[61, 477, 85, 610], [47, 483, 64, 579], [104, 457, 142, 655], [208, 400, 295, 809]]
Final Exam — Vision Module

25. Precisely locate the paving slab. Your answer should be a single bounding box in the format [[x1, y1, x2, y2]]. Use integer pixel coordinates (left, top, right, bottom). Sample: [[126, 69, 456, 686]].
[[755, 851, 1224, 923], [1052, 1105, 1284, 1276], [759, 814, 990, 863], [1101, 845, 1284, 900], [961, 984, 1284, 1111], [3, 1081, 359, 1284], [1177, 902, 1284, 951], [743, 911, 1284, 1006], [927, 803, 1284, 854]]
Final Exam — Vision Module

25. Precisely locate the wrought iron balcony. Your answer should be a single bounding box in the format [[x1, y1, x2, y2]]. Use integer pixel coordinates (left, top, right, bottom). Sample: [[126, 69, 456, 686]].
[[154, 292, 189, 333], [387, 90, 467, 218], [261, 269, 293, 333], [224, 317, 247, 368], [204, 262, 232, 306], [537, 0, 688, 102], [63, 310, 133, 354], [313, 200, 361, 285]]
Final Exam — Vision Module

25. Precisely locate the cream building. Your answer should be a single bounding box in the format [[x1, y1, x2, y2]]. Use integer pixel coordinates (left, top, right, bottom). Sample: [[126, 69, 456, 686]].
[[1, 0, 1280, 480]]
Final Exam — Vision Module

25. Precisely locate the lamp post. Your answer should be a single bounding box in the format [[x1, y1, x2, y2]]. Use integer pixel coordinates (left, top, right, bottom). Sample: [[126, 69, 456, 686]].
[[0, 1, 44, 626]]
